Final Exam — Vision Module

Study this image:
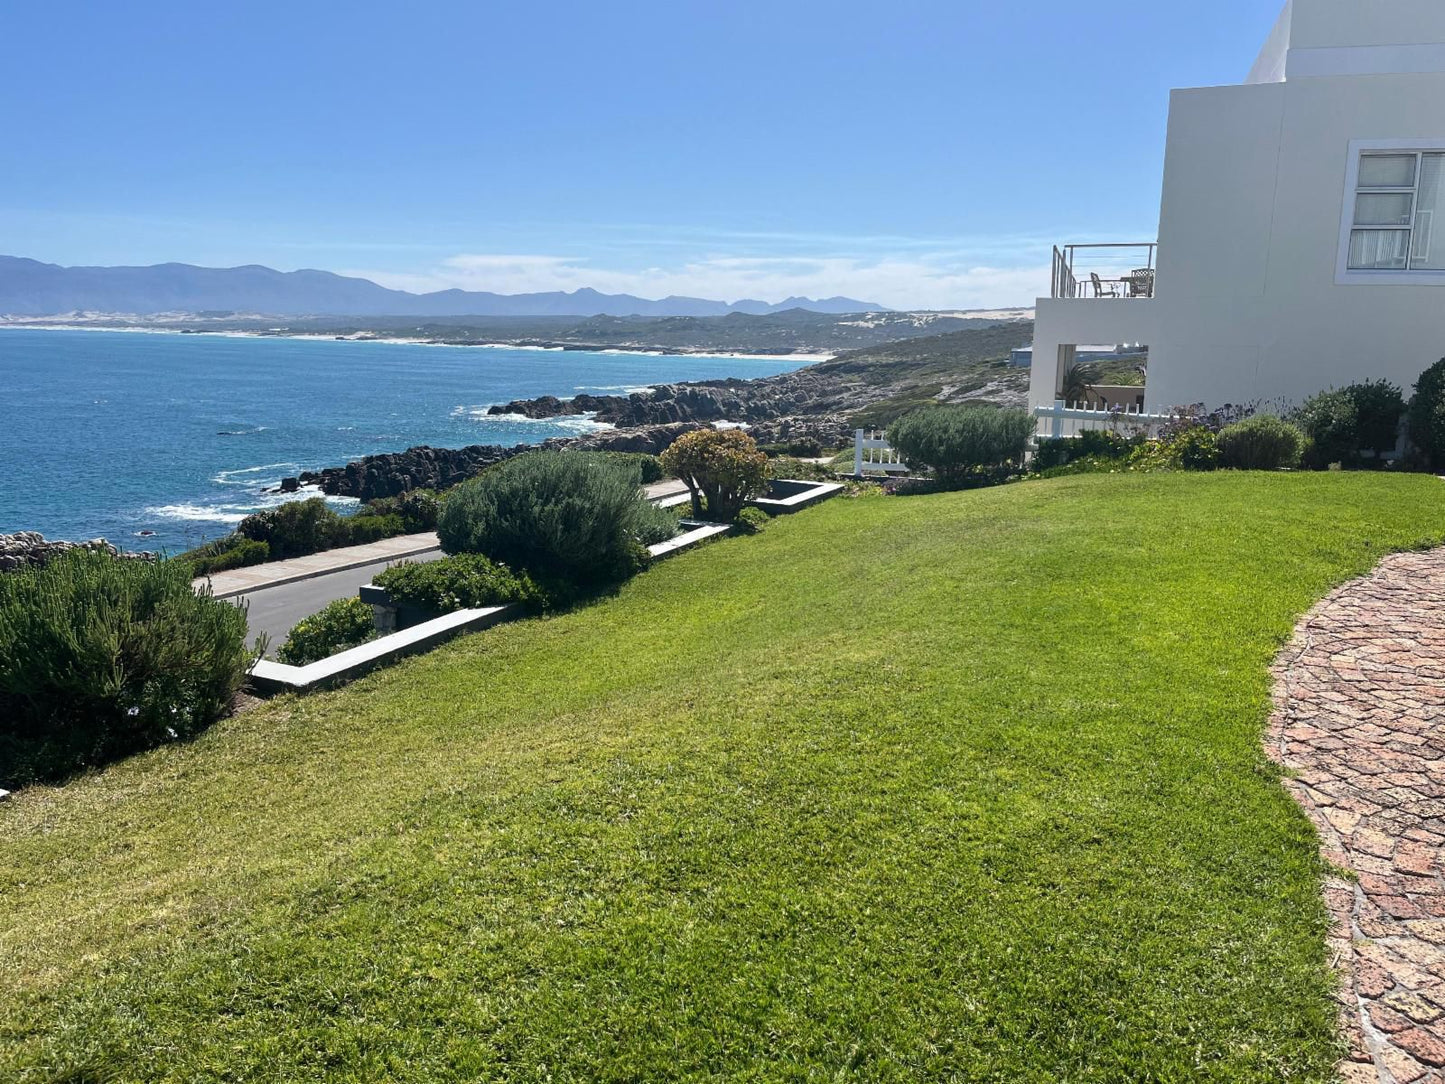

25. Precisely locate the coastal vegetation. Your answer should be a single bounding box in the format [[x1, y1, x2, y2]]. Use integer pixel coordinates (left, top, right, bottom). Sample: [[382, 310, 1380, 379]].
[[372, 554, 546, 615], [0, 550, 249, 787], [276, 597, 376, 666], [885, 405, 1033, 487], [659, 428, 769, 522], [437, 451, 674, 591], [1216, 414, 1306, 471], [3, 472, 1443, 1079]]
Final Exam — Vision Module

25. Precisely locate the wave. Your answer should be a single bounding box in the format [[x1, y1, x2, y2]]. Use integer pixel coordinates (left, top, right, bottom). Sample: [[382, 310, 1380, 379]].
[[217, 426, 270, 436], [452, 406, 614, 434], [211, 462, 300, 485], [146, 504, 249, 525], [573, 384, 654, 394]]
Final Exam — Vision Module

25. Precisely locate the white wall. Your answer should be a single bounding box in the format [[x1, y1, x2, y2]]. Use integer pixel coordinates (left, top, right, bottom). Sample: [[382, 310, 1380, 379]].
[[1247, 2, 1292, 84], [1290, 0, 1445, 50]]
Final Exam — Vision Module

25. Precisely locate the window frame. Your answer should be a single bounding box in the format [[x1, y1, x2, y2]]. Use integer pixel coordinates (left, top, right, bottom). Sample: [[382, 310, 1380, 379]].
[[1337, 139, 1445, 286]]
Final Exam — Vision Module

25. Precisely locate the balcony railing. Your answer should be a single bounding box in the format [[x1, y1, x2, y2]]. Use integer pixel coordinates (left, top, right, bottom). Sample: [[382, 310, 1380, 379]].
[[1051, 243, 1157, 299]]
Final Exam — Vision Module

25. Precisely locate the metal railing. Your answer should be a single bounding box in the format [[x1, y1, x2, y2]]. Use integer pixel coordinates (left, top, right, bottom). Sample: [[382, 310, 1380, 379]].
[[1051, 243, 1158, 299]]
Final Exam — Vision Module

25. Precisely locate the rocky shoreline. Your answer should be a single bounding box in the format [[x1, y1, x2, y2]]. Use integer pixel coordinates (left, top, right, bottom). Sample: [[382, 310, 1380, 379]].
[[0, 532, 156, 572], [282, 321, 1031, 502]]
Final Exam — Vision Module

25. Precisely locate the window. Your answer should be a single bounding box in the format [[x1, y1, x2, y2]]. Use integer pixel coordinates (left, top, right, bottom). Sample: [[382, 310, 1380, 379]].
[[1349, 151, 1445, 271]]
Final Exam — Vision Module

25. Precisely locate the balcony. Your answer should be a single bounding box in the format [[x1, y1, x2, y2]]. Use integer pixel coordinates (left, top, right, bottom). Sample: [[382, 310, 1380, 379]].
[[1050, 243, 1157, 299]]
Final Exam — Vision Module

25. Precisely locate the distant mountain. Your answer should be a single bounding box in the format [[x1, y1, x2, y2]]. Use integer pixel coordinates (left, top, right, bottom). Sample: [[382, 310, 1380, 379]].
[[0, 256, 887, 318]]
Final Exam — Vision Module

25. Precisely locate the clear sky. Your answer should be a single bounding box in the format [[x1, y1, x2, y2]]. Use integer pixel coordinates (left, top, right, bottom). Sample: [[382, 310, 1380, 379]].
[[1, 1, 1285, 309]]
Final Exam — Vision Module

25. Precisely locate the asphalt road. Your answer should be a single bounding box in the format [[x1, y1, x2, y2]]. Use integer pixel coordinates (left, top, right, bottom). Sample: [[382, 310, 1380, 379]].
[[236, 548, 443, 656]]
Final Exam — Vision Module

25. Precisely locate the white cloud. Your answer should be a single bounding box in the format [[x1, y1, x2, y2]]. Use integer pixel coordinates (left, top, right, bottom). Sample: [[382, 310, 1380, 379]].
[[344, 252, 1049, 311]]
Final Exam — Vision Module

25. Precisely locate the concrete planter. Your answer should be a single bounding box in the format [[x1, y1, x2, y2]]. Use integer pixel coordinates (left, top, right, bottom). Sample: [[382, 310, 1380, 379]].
[[746, 479, 845, 516]]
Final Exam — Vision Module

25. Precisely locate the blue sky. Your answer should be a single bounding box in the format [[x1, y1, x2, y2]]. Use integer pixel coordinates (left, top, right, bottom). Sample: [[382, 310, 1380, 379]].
[[1, 1, 1284, 309]]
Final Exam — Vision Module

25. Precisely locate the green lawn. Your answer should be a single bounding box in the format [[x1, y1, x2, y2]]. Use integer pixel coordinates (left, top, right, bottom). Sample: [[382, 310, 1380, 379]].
[[4, 472, 1443, 1082]]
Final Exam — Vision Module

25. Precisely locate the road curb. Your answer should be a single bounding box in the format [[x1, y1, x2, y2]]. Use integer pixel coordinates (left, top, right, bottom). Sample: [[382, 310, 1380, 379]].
[[198, 541, 442, 600]]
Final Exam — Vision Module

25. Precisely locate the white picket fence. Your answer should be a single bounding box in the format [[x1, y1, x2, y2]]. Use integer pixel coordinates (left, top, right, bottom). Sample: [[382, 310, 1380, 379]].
[[1033, 400, 1174, 441], [853, 429, 909, 476]]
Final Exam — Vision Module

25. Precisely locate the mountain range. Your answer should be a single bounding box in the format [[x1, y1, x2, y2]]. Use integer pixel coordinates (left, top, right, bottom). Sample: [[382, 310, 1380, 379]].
[[0, 256, 886, 318]]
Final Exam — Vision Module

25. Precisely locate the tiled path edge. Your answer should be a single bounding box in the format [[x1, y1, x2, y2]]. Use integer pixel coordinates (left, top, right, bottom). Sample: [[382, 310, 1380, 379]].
[[1269, 550, 1445, 1084]]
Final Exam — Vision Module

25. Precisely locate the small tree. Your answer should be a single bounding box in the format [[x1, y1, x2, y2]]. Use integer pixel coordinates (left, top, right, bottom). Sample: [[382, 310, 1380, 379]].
[[660, 428, 768, 523], [886, 405, 1034, 486]]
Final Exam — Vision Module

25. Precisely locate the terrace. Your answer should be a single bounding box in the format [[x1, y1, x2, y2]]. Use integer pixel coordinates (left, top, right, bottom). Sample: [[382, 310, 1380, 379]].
[[1051, 242, 1158, 299]]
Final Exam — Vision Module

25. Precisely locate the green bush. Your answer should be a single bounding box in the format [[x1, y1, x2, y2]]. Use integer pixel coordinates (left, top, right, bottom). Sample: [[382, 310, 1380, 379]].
[[1033, 431, 1135, 470], [354, 490, 440, 533], [0, 551, 251, 787], [437, 451, 657, 586], [186, 537, 270, 576], [766, 456, 836, 482], [238, 498, 347, 559], [1351, 380, 1407, 456], [277, 597, 376, 666], [633, 501, 682, 546], [887, 405, 1034, 485], [1412, 359, 1445, 469], [1216, 415, 1304, 471], [344, 513, 405, 545], [660, 429, 770, 522], [237, 497, 412, 561], [602, 453, 665, 484], [1166, 425, 1220, 471], [1295, 381, 1405, 467], [373, 554, 546, 615], [732, 507, 771, 535]]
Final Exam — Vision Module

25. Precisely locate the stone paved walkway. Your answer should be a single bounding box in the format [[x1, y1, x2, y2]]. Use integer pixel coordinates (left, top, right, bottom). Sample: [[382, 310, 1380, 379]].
[[1270, 550, 1445, 1083]]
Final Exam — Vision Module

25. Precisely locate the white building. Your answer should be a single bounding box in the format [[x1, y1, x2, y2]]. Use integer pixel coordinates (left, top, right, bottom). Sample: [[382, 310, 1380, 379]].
[[1031, 0, 1445, 416]]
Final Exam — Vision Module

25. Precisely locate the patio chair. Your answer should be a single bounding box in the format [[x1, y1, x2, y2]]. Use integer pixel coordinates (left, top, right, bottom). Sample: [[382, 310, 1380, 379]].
[[1128, 268, 1155, 298], [1090, 272, 1121, 298]]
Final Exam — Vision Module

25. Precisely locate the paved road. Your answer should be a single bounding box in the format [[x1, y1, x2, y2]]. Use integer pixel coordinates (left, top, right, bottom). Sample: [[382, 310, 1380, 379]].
[[235, 481, 692, 656], [236, 548, 442, 656]]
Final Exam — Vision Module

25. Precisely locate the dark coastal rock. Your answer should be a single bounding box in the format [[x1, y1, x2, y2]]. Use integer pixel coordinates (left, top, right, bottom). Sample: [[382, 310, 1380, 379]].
[[0, 531, 156, 572], [297, 443, 535, 500], [487, 395, 568, 419], [552, 422, 708, 455], [278, 476, 300, 493]]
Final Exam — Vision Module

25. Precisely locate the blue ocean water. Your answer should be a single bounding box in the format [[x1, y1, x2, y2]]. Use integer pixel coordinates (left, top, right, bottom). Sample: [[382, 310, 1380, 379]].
[[0, 329, 811, 553]]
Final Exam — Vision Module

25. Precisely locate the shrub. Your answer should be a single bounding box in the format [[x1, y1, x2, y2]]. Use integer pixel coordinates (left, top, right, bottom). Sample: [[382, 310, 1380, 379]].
[[344, 513, 405, 545], [660, 429, 769, 522], [0, 550, 251, 787], [354, 490, 440, 533], [437, 451, 656, 586], [1033, 431, 1135, 470], [187, 537, 270, 576], [277, 597, 376, 666], [1166, 425, 1220, 471], [373, 554, 546, 615], [1412, 359, 1445, 469], [886, 405, 1034, 485], [1295, 381, 1405, 467], [732, 507, 771, 535], [1216, 415, 1304, 470], [633, 501, 682, 546], [766, 456, 836, 482], [238, 498, 347, 559], [601, 453, 665, 484], [1351, 380, 1407, 456]]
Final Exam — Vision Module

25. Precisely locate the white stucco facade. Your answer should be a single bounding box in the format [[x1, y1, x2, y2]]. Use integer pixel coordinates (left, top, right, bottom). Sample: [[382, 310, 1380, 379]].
[[1031, 0, 1445, 414]]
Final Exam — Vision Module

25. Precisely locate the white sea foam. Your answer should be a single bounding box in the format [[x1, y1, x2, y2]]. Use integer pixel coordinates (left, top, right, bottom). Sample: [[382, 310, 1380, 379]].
[[573, 384, 654, 394], [211, 462, 299, 484], [147, 504, 249, 525]]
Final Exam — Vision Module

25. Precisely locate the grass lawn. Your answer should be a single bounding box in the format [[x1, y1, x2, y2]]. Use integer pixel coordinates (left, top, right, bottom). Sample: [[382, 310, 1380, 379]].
[[4, 472, 1444, 1082]]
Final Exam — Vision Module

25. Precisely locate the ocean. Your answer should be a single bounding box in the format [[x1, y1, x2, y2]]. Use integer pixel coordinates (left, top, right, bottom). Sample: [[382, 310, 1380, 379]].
[[0, 328, 813, 553]]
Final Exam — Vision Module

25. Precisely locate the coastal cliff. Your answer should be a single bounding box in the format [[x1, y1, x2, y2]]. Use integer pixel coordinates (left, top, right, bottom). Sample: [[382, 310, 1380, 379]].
[[294, 321, 1032, 501]]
